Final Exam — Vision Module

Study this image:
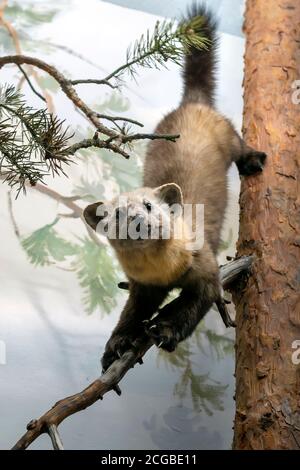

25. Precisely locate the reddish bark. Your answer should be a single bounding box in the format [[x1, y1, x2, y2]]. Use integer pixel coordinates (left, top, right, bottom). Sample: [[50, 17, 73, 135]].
[[233, 0, 300, 450]]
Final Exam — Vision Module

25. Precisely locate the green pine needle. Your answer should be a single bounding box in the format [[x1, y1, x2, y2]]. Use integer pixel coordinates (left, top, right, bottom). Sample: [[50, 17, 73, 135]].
[[106, 15, 210, 82], [0, 85, 72, 195]]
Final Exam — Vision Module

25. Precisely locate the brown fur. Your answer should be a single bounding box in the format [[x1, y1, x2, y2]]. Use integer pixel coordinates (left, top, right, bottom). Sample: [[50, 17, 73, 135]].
[[83, 5, 267, 369], [116, 236, 192, 286], [144, 103, 241, 253]]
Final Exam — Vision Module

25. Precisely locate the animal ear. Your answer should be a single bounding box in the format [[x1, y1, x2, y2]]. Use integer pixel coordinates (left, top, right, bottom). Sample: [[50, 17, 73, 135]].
[[154, 183, 183, 207], [83, 202, 108, 231]]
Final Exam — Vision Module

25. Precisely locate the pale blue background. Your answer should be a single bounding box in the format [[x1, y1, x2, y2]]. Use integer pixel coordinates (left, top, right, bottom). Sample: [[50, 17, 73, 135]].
[[0, 0, 244, 450], [103, 0, 245, 36]]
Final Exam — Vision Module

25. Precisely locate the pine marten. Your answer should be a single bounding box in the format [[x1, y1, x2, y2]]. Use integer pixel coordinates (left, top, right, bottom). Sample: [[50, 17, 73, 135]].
[[83, 4, 266, 371]]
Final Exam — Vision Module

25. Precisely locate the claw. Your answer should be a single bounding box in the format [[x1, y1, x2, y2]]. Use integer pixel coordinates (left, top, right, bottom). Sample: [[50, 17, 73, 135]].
[[117, 349, 122, 358], [113, 384, 122, 396], [142, 319, 150, 324], [215, 298, 236, 328], [158, 340, 164, 348], [257, 161, 264, 171], [149, 324, 157, 330], [150, 311, 159, 321]]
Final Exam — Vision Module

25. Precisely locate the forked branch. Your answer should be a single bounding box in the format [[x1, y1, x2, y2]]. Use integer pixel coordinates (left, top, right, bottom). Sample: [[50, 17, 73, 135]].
[[11, 256, 252, 450]]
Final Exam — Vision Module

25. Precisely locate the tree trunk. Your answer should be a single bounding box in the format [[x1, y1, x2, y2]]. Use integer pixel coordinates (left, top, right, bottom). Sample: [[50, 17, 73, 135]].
[[232, 0, 300, 450]]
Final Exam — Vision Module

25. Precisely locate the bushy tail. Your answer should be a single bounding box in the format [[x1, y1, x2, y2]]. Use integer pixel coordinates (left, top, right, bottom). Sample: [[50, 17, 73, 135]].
[[182, 3, 218, 106]]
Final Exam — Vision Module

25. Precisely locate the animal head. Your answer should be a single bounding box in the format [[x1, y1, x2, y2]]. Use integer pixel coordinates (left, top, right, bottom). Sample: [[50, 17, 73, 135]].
[[83, 183, 183, 251]]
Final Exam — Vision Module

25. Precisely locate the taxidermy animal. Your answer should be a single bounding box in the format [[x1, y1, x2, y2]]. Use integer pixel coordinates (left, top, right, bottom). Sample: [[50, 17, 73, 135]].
[[84, 4, 266, 371]]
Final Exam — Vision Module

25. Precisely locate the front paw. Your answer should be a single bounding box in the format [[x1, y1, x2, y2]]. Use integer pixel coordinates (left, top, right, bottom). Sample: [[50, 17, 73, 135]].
[[101, 330, 139, 372], [144, 318, 180, 352]]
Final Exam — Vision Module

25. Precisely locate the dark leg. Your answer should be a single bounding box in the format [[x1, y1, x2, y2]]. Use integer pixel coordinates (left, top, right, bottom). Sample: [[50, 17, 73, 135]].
[[145, 279, 220, 352], [101, 281, 168, 371]]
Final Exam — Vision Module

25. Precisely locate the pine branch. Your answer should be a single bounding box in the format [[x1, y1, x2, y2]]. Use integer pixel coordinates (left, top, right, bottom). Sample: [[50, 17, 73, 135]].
[[0, 84, 180, 191], [0, 16, 210, 194], [103, 15, 210, 83], [0, 85, 73, 194], [0, 55, 117, 137]]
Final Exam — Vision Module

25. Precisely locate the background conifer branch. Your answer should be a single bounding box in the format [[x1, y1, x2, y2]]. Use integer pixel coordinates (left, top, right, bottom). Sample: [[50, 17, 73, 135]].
[[0, 13, 209, 195]]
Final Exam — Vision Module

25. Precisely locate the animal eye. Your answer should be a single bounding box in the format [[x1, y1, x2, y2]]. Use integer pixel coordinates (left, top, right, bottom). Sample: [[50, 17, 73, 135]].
[[144, 201, 152, 212]]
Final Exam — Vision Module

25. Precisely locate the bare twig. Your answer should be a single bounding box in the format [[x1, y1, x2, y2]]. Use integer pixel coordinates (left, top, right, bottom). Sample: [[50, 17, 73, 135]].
[[95, 113, 144, 128], [27, 183, 82, 217], [121, 132, 180, 144], [64, 136, 130, 159], [71, 78, 117, 89], [11, 256, 252, 450], [17, 65, 46, 103], [7, 191, 20, 238], [48, 425, 64, 450]]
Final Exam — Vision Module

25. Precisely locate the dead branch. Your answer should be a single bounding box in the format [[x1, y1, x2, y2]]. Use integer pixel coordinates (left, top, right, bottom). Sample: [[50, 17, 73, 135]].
[[121, 132, 180, 144], [95, 114, 144, 128], [11, 256, 252, 450], [64, 135, 131, 159], [48, 425, 64, 450], [70, 78, 117, 89]]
